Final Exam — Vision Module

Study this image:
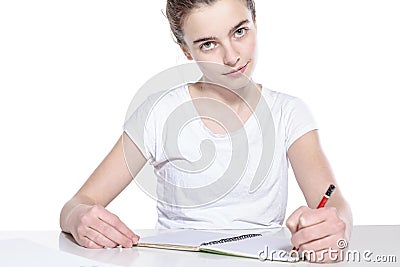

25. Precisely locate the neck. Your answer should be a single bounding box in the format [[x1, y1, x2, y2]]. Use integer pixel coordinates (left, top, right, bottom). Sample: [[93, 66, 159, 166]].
[[196, 78, 261, 113]]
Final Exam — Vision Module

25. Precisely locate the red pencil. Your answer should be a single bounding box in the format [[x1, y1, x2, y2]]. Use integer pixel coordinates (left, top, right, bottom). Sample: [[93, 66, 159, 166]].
[[292, 184, 336, 251]]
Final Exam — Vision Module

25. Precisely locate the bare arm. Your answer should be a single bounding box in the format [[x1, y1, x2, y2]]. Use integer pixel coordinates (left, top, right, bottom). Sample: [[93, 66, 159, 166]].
[[286, 130, 353, 262], [60, 132, 147, 248]]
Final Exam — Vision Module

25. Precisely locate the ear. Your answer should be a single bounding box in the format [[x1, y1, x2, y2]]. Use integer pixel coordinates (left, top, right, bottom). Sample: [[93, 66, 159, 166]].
[[180, 45, 193, 60]]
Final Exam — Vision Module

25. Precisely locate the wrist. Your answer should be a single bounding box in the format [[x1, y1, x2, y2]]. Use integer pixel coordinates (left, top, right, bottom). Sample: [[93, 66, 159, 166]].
[[61, 203, 88, 233]]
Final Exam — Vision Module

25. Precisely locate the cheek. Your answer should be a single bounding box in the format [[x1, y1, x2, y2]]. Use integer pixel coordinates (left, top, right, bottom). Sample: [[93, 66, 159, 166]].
[[241, 35, 257, 57], [242, 36, 258, 72], [192, 51, 223, 64], [248, 41, 258, 66]]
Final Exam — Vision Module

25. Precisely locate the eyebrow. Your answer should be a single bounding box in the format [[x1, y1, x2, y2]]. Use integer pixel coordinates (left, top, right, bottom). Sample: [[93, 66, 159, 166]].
[[192, 19, 250, 45]]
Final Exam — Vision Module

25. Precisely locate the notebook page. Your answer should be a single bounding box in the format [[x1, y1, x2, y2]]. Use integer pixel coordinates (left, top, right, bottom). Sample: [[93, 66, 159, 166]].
[[200, 231, 298, 262], [138, 229, 245, 250]]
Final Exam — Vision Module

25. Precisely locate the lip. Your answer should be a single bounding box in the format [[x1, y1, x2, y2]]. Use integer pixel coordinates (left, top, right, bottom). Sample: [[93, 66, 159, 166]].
[[223, 62, 249, 77]]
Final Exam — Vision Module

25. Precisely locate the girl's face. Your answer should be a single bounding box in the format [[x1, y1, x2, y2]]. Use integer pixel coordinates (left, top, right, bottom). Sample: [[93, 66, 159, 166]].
[[181, 0, 257, 88]]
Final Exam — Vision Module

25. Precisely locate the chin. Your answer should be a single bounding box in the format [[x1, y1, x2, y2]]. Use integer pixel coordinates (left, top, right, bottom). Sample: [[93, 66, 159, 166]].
[[199, 60, 256, 90]]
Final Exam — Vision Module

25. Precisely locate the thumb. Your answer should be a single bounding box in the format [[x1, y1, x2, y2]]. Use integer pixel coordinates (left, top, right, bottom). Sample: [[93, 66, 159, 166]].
[[286, 206, 309, 233]]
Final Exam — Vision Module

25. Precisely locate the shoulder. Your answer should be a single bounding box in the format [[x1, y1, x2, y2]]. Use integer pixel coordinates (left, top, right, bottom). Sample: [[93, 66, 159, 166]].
[[124, 84, 189, 132], [148, 84, 188, 109], [260, 86, 318, 149], [261, 86, 309, 114], [130, 84, 189, 117]]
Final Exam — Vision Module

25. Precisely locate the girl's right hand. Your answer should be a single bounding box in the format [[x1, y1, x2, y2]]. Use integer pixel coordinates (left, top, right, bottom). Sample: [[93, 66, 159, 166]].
[[67, 204, 140, 249]]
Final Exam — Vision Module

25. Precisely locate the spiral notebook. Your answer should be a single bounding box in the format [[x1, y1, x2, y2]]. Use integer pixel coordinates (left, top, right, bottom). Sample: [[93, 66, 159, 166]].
[[136, 228, 299, 262]]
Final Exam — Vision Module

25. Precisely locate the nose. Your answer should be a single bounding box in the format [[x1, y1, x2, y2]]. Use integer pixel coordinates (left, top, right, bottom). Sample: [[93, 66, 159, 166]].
[[223, 42, 240, 67]]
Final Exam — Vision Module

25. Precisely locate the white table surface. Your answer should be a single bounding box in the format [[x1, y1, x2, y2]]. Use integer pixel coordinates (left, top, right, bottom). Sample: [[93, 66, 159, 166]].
[[0, 225, 399, 267]]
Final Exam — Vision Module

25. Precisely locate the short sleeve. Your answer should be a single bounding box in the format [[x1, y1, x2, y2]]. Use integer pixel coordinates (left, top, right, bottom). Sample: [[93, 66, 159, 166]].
[[123, 96, 157, 162], [284, 97, 318, 151]]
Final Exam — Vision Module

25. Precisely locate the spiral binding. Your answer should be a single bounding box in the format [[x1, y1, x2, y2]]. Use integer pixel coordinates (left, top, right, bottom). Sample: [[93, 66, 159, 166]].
[[200, 233, 262, 246]]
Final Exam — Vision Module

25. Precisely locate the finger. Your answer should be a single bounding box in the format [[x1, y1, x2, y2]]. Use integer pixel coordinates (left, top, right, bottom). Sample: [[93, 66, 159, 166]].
[[101, 213, 139, 243], [84, 226, 119, 248], [91, 216, 134, 248], [298, 207, 338, 229], [79, 235, 103, 249], [292, 219, 345, 249], [73, 223, 104, 249], [286, 206, 309, 233], [292, 221, 332, 248], [94, 207, 138, 247], [298, 232, 339, 252], [88, 205, 139, 246], [104, 215, 139, 243]]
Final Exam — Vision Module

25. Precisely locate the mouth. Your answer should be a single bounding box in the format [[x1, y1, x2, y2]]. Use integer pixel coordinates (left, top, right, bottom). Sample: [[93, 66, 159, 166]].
[[223, 61, 249, 77]]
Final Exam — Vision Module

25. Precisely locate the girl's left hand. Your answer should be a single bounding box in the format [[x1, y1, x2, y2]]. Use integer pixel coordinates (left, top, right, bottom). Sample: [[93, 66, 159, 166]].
[[286, 206, 348, 263]]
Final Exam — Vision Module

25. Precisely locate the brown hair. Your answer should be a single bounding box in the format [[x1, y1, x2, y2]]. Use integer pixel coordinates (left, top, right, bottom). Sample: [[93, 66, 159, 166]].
[[166, 0, 256, 46]]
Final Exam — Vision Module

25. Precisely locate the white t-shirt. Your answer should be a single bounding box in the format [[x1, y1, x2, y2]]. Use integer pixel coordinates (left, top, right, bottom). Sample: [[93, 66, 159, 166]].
[[124, 84, 317, 229]]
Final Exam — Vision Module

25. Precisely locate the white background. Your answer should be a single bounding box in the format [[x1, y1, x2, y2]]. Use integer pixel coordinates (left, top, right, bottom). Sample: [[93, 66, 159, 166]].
[[0, 0, 399, 230]]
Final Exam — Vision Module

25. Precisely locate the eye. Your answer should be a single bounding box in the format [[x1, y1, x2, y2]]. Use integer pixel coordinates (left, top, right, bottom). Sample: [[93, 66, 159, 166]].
[[234, 27, 248, 38], [200, 41, 217, 51]]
